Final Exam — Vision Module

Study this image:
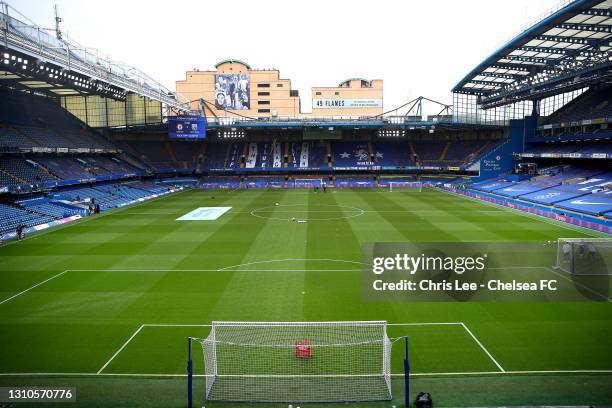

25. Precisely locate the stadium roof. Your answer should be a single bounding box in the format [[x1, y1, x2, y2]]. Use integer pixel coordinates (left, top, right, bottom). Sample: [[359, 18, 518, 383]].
[[214, 59, 251, 69], [338, 78, 370, 87], [453, 0, 612, 108], [0, 1, 189, 110]]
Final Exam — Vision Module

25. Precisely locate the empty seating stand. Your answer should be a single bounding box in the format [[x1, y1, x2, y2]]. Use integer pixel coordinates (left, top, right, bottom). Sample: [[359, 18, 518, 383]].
[[0, 157, 57, 186], [0, 203, 54, 235]]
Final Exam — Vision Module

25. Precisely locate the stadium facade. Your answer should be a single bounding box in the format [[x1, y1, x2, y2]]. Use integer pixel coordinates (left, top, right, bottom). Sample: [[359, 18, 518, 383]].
[[0, 0, 611, 241], [311, 78, 384, 116], [176, 60, 302, 117], [176, 60, 384, 118]]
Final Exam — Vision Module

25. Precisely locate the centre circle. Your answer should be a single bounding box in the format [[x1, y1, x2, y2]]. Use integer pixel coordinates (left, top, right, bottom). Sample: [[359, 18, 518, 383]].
[[250, 204, 365, 221]]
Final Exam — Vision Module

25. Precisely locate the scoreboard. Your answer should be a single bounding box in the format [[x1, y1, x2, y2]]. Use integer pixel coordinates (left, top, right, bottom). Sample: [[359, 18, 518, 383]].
[[168, 116, 206, 139]]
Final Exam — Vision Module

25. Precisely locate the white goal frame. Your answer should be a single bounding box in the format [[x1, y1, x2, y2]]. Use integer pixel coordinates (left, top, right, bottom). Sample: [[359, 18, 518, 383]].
[[389, 181, 423, 192], [554, 237, 612, 275], [294, 178, 324, 189], [191, 321, 393, 403]]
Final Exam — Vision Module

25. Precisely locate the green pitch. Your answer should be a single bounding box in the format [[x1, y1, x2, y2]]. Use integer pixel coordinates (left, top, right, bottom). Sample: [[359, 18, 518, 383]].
[[1, 188, 611, 407]]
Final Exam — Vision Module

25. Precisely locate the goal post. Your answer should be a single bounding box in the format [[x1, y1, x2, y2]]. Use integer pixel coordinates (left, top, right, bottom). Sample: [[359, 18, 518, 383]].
[[187, 321, 396, 405], [389, 181, 423, 192], [404, 336, 410, 408], [294, 178, 324, 189], [554, 238, 612, 275]]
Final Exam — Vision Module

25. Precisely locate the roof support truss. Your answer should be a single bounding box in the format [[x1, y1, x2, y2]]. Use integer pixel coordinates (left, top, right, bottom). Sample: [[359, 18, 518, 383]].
[[479, 72, 526, 80], [580, 9, 611, 17], [533, 35, 601, 45], [556, 23, 612, 33]]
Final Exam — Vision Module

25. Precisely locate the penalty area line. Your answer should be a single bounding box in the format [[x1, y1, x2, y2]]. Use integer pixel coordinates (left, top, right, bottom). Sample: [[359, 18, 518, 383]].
[[140, 322, 465, 328], [97, 325, 145, 374], [0, 270, 69, 307], [460, 322, 505, 372]]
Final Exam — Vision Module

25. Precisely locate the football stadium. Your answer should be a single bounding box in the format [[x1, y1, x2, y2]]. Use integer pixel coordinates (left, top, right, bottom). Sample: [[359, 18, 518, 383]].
[[0, 0, 611, 406]]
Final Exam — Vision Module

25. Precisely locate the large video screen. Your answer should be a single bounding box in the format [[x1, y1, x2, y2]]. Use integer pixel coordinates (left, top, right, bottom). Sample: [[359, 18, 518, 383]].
[[215, 73, 250, 110], [167, 116, 206, 139]]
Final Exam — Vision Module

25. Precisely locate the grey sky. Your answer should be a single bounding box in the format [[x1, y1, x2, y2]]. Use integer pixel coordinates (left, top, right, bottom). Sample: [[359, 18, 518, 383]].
[[12, 0, 561, 112]]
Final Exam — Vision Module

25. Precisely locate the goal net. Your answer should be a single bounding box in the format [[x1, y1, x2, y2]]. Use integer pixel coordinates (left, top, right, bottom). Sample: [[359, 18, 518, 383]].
[[294, 178, 324, 189], [555, 238, 612, 275], [389, 181, 422, 192], [195, 321, 393, 403]]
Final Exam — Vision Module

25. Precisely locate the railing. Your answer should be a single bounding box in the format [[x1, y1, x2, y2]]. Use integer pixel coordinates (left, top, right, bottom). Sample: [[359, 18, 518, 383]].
[[0, 1, 189, 110], [207, 115, 456, 126], [503, 0, 576, 47]]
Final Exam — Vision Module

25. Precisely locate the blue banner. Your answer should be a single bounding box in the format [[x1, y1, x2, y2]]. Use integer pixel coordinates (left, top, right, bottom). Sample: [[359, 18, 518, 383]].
[[168, 116, 207, 139]]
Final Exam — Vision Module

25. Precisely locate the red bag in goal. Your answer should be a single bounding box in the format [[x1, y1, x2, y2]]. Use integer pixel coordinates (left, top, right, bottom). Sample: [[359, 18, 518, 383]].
[[295, 339, 312, 359]]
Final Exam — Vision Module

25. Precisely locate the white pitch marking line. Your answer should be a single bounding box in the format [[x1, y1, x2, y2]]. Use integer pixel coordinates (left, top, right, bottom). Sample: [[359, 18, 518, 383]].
[[547, 267, 611, 302], [97, 325, 145, 374], [235, 210, 505, 214], [250, 203, 366, 222], [388, 322, 463, 326], [66, 269, 362, 273], [144, 323, 212, 327], [141, 322, 463, 328], [217, 258, 366, 271], [1, 268, 365, 309], [2, 369, 612, 377], [36, 266, 556, 275], [460, 322, 505, 372], [0, 270, 69, 306]]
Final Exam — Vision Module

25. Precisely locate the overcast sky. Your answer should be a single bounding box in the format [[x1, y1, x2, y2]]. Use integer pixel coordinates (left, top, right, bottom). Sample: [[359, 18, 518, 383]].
[[13, 0, 561, 113]]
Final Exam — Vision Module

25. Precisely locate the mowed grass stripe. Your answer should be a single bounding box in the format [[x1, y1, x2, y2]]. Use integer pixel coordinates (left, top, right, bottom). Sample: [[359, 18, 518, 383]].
[[353, 189, 459, 241], [331, 189, 418, 243], [454, 302, 612, 372], [0, 189, 611, 383], [110, 189, 260, 270], [406, 190, 522, 241], [118, 189, 282, 325], [170, 189, 269, 270], [0, 189, 266, 373], [436, 187, 608, 238], [202, 188, 309, 321], [0, 191, 195, 297], [302, 190, 371, 322], [425, 189, 592, 241]]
